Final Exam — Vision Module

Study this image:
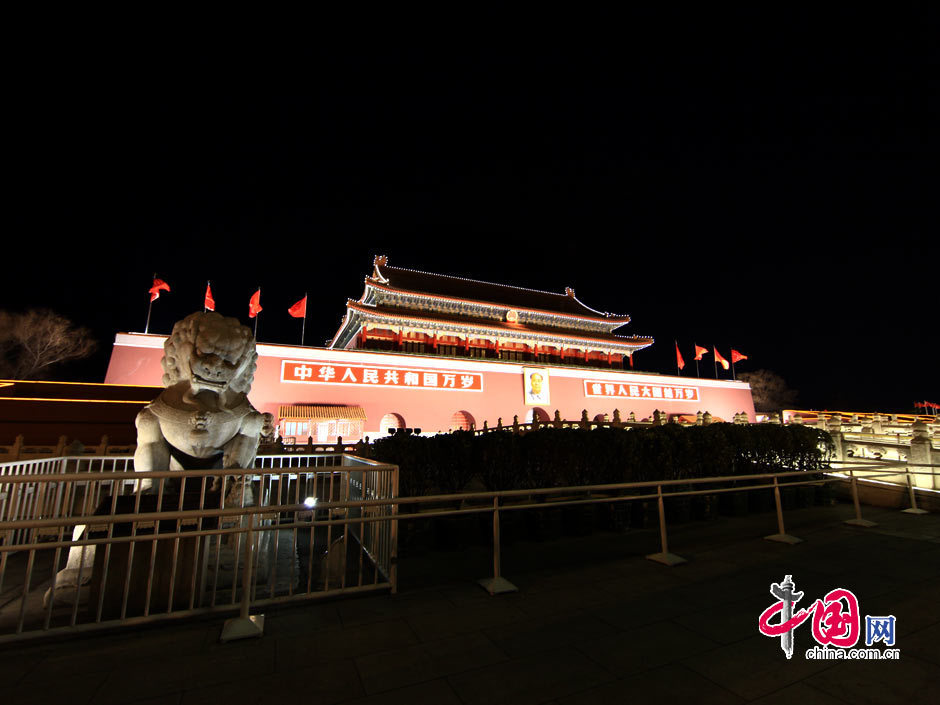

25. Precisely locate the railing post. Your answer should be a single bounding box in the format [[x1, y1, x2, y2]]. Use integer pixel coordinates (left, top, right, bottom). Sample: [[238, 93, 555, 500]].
[[646, 484, 687, 566], [478, 496, 517, 595], [765, 476, 803, 544], [220, 511, 265, 642], [901, 468, 928, 515], [844, 469, 878, 527]]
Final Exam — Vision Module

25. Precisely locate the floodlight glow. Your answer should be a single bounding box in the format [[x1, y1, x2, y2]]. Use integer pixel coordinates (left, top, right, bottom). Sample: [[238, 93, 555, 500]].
[[304, 497, 318, 508]]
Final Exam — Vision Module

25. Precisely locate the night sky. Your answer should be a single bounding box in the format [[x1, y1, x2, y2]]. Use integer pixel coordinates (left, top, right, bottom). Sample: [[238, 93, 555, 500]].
[[5, 19, 931, 413]]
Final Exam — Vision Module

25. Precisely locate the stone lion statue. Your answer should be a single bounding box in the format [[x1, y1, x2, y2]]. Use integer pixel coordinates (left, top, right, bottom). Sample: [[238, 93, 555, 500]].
[[134, 312, 266, 502]]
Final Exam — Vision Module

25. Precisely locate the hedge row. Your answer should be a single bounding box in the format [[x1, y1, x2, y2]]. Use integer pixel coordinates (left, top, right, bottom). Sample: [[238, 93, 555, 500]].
[[368, 423, 834, 498]]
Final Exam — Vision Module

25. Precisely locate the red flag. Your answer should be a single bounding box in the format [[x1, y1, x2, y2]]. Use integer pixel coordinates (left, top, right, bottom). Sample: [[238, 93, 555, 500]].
[[731, 349, 748, 364], [714, 348, 730, 370], [204, 284, 215, 312], [149, 278, 170, 302], [628, 353, 633, 368], [288, 295, 307, 319], [249, 289, 262, 318], [675, 342, 685, 370], [694, 344, 708, 361]]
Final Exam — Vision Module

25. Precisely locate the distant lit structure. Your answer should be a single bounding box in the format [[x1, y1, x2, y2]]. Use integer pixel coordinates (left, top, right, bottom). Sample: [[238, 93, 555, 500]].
[[105, 256, 756, 441]]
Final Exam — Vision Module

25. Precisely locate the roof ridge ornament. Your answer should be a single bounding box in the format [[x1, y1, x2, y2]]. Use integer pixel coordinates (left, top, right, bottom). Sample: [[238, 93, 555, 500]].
[[372, 255, 389, 284], [565, 287, 576, 297]]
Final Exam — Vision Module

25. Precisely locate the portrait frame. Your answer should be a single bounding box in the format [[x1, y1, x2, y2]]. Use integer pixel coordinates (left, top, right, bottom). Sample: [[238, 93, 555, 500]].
[[523, 367, 550, 406]]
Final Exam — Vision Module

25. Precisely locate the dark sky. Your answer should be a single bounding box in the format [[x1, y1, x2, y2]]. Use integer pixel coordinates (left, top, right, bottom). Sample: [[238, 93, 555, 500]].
[[5, 17, 932, 413]]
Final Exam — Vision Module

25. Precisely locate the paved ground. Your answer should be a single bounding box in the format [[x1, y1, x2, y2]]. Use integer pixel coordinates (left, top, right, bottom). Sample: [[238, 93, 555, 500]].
[[2, 501, 938, 704]]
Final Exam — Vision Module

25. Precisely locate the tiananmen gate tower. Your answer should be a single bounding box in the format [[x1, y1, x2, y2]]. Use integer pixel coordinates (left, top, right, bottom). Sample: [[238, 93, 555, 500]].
[[105, 256, 755, 442]]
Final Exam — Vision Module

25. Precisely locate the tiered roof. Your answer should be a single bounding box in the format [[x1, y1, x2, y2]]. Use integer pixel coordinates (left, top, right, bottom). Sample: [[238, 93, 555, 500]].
[[329, 255, 653, 354], [369, 256, 630, 323]]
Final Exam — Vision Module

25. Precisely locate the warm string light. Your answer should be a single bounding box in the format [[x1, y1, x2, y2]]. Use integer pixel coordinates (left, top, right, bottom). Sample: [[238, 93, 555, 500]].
[[341, 301, 651, 353], [366, 279, 631, 327]]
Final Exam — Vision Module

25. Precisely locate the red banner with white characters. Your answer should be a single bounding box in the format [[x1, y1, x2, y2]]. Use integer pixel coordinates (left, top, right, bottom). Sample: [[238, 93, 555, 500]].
[[282, 360, 483, 391], [583, 380, 700, 402]]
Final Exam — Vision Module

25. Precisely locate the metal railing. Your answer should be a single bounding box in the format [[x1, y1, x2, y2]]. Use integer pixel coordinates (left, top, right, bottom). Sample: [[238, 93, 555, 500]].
[[1, 455, 935, 643], [0, 455, 398, 642], [0, 453, 366, 546]]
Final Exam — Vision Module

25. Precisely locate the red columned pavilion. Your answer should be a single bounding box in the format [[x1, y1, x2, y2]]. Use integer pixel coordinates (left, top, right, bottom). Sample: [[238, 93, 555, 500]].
[[329, 256, 653, 368], [105, 257, 755, 442]]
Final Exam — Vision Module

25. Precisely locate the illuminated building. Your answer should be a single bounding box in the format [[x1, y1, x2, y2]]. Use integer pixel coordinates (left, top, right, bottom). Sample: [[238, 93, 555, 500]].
[[105, 257, 756, 442]]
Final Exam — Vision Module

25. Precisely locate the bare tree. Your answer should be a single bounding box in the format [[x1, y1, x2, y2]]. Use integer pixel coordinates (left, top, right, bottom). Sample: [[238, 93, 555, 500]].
[[738, 369, 799, 411], [0, 310, 97, 379]]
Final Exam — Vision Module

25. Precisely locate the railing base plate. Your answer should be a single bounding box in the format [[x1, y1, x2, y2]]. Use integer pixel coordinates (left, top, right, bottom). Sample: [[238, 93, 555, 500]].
[[764, 533, 803, 544], [646, 552, 687, 566], [220, 614, 265, 642], [844, 518, 878, 527], [901, 508, 929, 515], [478, 577, 518, 595]]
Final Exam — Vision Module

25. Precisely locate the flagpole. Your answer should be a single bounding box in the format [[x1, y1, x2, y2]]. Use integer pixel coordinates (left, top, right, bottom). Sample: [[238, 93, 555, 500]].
[[301, 292, 307, 347], [694, 343, 699, 378], [731, 357, 736, 381], [144, 272, 155, 334], [713, 344, 718, 379], [205, 280, 210, 312], [675, 339, 681, 376]]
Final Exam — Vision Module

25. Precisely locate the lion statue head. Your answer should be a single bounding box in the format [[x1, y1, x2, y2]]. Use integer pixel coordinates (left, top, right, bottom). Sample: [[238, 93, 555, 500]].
[[161, 312, 257, 395]]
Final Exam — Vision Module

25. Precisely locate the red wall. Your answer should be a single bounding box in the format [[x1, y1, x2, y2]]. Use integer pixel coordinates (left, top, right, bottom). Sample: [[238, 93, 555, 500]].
[[106, 333, 756, 438]]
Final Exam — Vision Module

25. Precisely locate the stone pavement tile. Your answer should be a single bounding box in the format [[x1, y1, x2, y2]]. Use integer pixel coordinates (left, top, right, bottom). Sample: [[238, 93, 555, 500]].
[[741, 568, 838, 609], [274, 618, 419, 667], [901, 622, 940, 666], [583, 589, 704, 631], [509, 569, 613, 596], [259, 602, 342, 637], [341, 678, 464, 705], [179, 659, 364, 705], [108, 694, 182, 705], [692, 538, 801, 569], [683, 634, 834, 700], [482, 609, 617, 658], [672, 595, 770, 646], [405, 599, 529, 642], [578, 620, 721, 677], [437, 581, 502, 607], [862, 583, 940, 637], [669, 558, 743, 583], [20, 624, 216, 684], [778, 522, 844, 541], [90, 634, 277, 705], [593, 566, 687, 598], [806, 654, 940, 705], [820, 570, 906, 602], [509, 585, 616, 617], [783, 546, 893, 578], [0, 643, 49, 687], [651, 574, 779, 610], [2, 669, 109, 705], [355, 630, 507, 694], [868, 524, 940, 548], [336, 589, 456, 627], [861, 544, 940, 582], [747, 681, 850, 705], [555, 663, 745, 705], [446, 646, 615, 705]]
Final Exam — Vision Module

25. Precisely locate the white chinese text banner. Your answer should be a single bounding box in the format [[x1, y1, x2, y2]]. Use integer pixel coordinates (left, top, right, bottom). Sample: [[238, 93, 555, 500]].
[[282, 360, 483, 391], [583, 380, 699, 401]]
